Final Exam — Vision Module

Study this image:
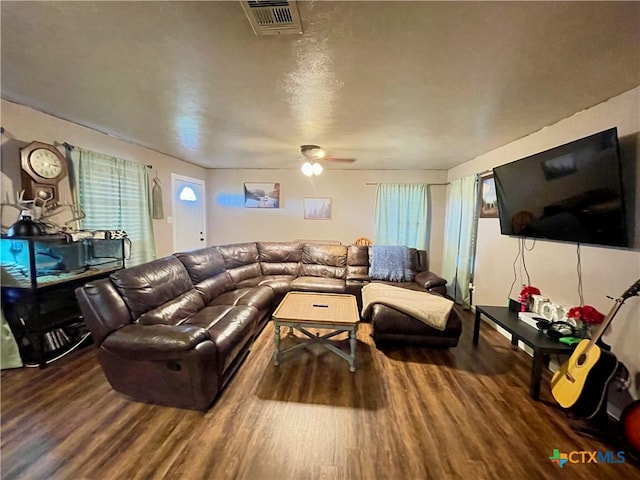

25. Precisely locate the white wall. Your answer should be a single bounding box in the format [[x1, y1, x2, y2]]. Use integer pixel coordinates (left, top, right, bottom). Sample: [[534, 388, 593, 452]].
[[448, 87, 640, 396], [1, 100, 449, 272], [0, 99, 207, 259], [207, 168, 448, 273]]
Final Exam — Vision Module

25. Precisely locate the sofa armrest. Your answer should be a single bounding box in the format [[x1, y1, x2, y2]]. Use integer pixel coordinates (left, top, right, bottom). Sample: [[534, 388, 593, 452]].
[[414, 270, 447, 290], [101, 324, 211, 361]]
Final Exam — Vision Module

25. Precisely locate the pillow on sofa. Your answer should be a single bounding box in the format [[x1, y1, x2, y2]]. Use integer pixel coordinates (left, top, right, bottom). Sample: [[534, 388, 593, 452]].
[[414, 270, 447, 289], [368, 245, 414, 282]]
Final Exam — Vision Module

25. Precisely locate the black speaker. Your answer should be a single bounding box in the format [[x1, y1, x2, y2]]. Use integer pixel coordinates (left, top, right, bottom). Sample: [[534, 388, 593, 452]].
[[508, 298, 523, 312]]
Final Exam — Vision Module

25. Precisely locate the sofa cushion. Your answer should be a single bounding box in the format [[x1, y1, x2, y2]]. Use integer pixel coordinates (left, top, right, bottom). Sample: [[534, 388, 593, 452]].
[[176, 246, 226, 283], [258, 242, 303, 263], [362, 283, 453, 331], [227, 263, 262, 285], [347, 245, 370, 281], [370, 303, 462, 348], [300, 244, 347, 279], [101, 324, 211, 361], [258, 275, 295, 295], [209, 286, 275, 312], [192, 272, 236, 305], [217, 242, 262, 285], [110, 256, 198, 320], [187, 305, 258, 374], [258, 241, 302, 276], [235, 276, 262, 289], [217, 242, 259, 268], [289, 276, 346, 293], [76, 279, 133, 345], [137, 289, 205, 326], [261, 261, 300, 276], [413, 249, 429, 272], [302, 243, 347, 266], [414, 270, 447, 290]]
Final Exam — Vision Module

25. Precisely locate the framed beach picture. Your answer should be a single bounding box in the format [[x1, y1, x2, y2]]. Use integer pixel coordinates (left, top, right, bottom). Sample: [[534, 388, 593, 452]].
[[303, 197, 332, 220], [244, 183, 280, 208], [479, 174, 498, 218]]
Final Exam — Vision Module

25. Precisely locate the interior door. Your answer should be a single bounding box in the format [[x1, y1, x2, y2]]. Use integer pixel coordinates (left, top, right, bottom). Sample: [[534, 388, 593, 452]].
[[171, 174, 206, 252]]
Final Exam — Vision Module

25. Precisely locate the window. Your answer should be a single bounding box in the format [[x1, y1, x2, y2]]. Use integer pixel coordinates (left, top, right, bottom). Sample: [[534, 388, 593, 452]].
[[373, 184, 430, 250], [71, 147, 156, 266], [179, 186, 197, 202]]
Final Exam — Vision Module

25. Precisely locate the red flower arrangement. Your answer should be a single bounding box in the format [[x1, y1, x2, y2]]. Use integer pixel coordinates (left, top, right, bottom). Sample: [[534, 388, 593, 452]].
[[567, 305, 605, 325], [518, 285, 541, 303], [517, 285, 540, 312]]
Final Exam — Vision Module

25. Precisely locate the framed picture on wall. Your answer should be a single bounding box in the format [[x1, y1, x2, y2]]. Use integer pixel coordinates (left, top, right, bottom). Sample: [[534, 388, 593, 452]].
[[303, 197, 332, 220], [479, 174, 498, 218], [244, 182, 280, 208]]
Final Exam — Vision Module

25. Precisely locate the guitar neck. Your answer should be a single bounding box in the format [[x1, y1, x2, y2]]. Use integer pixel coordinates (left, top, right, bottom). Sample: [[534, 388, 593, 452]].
[[583, 298, 626, 353], [577, 279, 639, 354]]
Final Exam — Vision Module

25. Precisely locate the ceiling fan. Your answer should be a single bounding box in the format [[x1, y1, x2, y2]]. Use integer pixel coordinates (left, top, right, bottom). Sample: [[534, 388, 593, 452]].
[[299, 145, 356, 176], [300, 145, 356, 163]]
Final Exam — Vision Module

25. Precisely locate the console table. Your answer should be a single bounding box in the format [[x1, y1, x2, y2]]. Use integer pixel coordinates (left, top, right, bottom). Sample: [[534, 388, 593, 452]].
[[473, 305, 575, 400]]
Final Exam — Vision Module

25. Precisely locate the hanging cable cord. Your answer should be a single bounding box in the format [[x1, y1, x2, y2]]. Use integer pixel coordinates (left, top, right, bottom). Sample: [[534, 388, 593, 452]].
[[508, 240, 522, 299], [522, 237, 535, 286], [576, 243, 584, 307], [508, 237, 537, 299]]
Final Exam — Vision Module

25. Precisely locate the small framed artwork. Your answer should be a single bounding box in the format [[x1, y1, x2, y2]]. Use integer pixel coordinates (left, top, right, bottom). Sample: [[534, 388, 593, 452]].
[[303, 197, 332, 220], [244, 183, 280, 208], [479, 174, 498, 218]]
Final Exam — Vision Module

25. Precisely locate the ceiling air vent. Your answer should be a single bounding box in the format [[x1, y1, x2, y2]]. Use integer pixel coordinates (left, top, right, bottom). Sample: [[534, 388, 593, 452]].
[[240, 0, 303, 36]]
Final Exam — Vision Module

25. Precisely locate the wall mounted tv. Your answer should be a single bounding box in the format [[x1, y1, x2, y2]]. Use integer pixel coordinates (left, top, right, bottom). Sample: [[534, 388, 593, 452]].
[[493, 127, 630, 248]]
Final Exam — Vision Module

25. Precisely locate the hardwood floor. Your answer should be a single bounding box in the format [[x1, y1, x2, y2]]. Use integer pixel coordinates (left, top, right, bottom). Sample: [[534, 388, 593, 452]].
[[2, 307, 638, 480]]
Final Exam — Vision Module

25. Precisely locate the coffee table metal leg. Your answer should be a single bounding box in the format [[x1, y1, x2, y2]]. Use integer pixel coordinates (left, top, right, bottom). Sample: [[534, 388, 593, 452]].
[[349, 328, 357, 372], [273, 323, 281, 367]]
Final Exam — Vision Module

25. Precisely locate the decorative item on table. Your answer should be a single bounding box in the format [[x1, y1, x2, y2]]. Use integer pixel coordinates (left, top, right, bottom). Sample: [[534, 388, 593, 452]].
[[530, 294, 549, 314], [518, 285, 541, 312], [567, 305, 605, 338]]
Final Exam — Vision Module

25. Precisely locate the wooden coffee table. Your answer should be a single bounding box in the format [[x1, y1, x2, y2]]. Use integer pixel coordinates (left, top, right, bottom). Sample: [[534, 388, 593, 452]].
[[271, 292, 360, 372]]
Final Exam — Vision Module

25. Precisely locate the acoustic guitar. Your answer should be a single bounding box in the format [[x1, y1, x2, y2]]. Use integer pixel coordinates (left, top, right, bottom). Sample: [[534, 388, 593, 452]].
[[620, 400, 640, 462], [551, 279, 640, 419]]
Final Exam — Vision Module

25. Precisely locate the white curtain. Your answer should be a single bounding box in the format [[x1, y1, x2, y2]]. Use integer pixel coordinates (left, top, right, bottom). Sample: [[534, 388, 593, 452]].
[[71, 147, 156, 266], [373, 184, 430, 250], [441, 175, 478, 307]]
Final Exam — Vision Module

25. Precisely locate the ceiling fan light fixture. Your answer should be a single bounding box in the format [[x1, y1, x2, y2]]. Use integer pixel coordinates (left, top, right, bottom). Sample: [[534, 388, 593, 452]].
[[312, 162, 323, 175], [300, 144, 325, 160], [301, 161, 314, 176]]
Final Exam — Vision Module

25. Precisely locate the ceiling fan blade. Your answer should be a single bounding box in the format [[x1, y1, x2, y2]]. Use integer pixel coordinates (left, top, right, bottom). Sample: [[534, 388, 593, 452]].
[[324, 157, 357, 163]]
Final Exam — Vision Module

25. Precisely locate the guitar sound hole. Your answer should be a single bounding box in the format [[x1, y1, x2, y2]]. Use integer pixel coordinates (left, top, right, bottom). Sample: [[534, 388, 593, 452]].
[[576, 353, 587, 366]]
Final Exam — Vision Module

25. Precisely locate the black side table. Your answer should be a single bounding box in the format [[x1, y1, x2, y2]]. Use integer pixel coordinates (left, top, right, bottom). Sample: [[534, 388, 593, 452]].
[[473, 305, 575, 400]]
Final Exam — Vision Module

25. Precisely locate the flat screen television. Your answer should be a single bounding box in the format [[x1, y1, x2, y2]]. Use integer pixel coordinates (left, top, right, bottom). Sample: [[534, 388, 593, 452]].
[[493, 127, 629, 248]]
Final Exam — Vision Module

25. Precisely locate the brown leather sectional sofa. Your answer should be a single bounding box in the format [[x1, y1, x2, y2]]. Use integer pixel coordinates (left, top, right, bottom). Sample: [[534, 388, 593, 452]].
[[76, 241, 460, 411]]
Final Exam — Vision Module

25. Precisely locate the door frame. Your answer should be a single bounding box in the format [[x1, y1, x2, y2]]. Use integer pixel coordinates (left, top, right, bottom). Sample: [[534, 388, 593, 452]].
[[171, 173, 207, 252]]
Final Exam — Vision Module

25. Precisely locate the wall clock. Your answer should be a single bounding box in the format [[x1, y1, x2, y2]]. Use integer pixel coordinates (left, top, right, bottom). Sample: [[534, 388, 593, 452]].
[[20, 141, 68, 205]]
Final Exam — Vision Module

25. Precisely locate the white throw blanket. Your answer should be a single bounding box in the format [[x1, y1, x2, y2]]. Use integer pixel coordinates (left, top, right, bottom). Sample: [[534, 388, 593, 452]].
[[361, 283, 453, 331]]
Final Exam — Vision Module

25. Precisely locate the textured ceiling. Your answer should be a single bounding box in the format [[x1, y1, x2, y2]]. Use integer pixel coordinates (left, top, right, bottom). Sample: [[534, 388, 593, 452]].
[[1, 1, 639, 170]]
